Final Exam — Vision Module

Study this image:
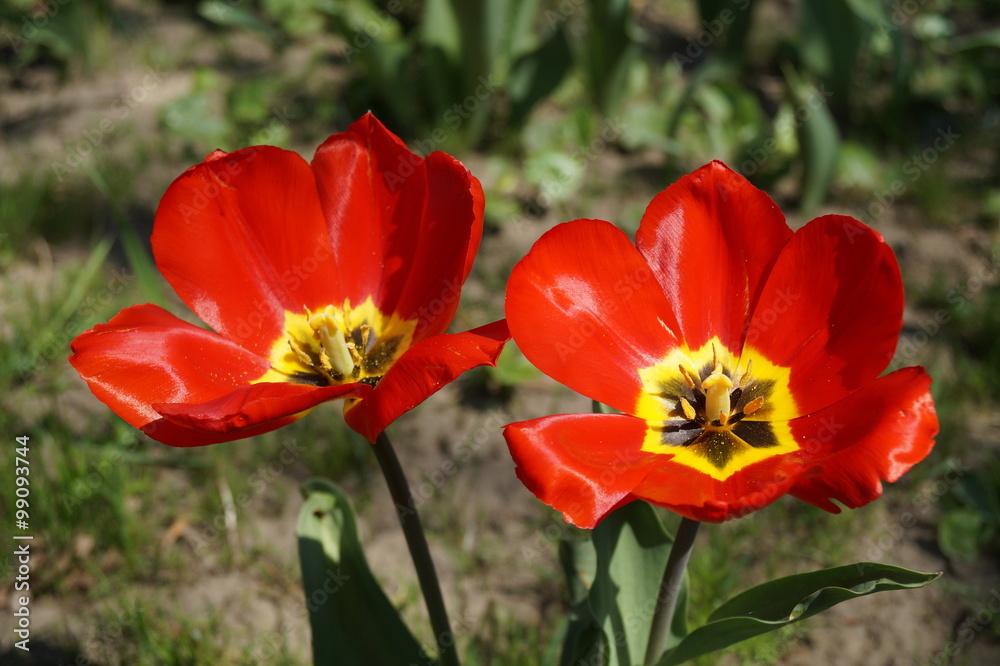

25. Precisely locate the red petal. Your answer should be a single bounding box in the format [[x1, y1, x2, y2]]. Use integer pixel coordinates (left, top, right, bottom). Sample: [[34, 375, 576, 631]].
[[142, 413, 304, 447], [152, 146, 338, 357], [154, 381, 366, 436], [505, 219, 679, 414], [311, 113, 484, 340], [69, 304, 272, 429], [631, 454, 806, 523], [344, 319, 510, 442], [635, 161, 792, 352], [503, 414, 656, 528], [747, 215, 904, 416], [788, 367, 937, 512]]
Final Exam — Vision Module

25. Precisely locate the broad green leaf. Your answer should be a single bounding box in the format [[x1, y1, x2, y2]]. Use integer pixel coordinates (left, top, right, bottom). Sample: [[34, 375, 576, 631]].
[[798, 0, 866, 113], [589, 502, 679, 666], [579, 0, 638, 116], [297, 478, 433, 666], [507, 26, 573, 126], [557, 537, 603, 666], [657, 562, 939, 665], [557, 504, 688, 666]]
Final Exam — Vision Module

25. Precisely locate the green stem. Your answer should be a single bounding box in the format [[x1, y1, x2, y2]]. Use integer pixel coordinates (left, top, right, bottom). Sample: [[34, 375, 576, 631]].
[[373, 432, 461, 666], [644, 517, 701, 665]]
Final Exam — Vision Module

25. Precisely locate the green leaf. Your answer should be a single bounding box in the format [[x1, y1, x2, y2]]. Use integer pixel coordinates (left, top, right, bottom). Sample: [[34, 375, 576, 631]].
[[488, 342, 541, 386], [938, 507, 991, 562], [198, 0, 281, 42], [80, 164, 167, 308], [784, 66, 840, 215], [557, 504, 687, 665], [589, 502, 680, 666], [557, 537, 604, 666], [579, 0, 639, 116], [507, 25, 573, 126], [657, 562, 940, 665], [297, 478, 433, 666]]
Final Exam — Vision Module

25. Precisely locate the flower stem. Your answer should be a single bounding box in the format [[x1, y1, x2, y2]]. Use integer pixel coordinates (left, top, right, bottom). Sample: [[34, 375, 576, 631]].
[[373, 432, 460, 666], [644, 517, 701, 665]]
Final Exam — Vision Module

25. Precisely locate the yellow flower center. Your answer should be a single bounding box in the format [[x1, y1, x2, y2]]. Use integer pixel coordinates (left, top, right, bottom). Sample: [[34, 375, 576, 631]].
[[635, 338, 799, 481], [257, 297, 416, 389]]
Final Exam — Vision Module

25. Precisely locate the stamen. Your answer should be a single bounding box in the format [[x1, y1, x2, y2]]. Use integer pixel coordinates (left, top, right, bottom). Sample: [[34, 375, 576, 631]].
[[360, 324, 373, 352], [718, 410, 728, 426], [678, 364, 697, 389], [734, 359, 753, 387], [288, 339, 314, 369], [679, 397, 697, 421], [743, 396, 764, 415]]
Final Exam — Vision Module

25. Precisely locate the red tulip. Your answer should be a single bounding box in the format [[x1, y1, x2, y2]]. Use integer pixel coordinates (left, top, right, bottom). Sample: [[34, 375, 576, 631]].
[[504, 161, 937, 527], [71, 113, 508, 446]]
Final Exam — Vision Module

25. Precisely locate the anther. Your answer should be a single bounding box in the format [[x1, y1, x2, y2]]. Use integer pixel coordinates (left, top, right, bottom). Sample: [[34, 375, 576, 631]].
[[743, 396, 764, 415], [679, 397, 696, 421]]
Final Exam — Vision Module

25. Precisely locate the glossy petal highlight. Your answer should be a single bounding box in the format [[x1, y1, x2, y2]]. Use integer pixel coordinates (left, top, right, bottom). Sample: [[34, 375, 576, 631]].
[[636, 161, 793, 351], [504, 414, 655, 528], [506, 219, 679, 415], [69, 304, 272, 429]]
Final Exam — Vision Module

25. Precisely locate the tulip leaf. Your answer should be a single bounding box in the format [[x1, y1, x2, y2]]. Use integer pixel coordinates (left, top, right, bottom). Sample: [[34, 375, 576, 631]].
[[558, 502, 688, 666], [656, 562, 940, 665], [297, 478, 433, 666], [508, 25, 573, 126], [784, 65, 840, 215]]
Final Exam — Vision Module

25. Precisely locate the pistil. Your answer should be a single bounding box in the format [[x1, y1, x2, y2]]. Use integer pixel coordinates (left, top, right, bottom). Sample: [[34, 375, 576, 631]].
[[701, 363, 733, 426]]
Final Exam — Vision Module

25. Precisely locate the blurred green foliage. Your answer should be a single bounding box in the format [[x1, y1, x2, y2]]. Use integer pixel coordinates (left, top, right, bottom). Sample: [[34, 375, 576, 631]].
[[4, 0, 997, 212]]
